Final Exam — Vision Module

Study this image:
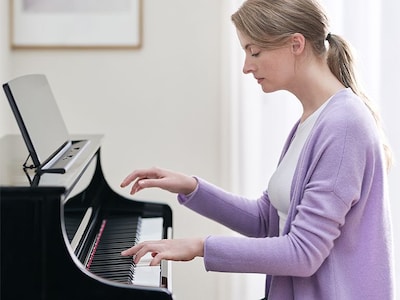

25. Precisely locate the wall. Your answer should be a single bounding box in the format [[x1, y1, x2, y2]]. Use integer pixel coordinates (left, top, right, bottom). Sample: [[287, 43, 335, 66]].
[[0, 0, 12, 137], [381, 1, 400, 294], [1, 1, 231, 299]]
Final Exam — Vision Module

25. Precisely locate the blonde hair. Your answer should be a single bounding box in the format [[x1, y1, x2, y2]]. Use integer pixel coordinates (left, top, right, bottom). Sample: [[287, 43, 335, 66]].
[[232, 0, 392, 170]]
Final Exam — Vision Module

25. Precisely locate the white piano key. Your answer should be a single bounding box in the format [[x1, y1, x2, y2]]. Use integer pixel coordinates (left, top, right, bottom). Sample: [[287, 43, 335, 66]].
[[139, 217, 163, 241], [136, 217, 163, 265], [132, 265, 161, 286], [131, 217, 164, 286]]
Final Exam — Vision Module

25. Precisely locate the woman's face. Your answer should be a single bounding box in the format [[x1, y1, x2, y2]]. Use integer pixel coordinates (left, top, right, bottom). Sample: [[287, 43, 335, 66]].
[[237, 30, 296, 93]]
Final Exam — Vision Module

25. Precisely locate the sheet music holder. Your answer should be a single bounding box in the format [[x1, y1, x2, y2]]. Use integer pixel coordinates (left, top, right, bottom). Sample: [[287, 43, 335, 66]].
[[2, 74, 89, 174]]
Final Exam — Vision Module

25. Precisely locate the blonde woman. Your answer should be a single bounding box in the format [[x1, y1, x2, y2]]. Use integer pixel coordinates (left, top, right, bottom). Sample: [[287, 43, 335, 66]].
[[121, 0, 394, 298]]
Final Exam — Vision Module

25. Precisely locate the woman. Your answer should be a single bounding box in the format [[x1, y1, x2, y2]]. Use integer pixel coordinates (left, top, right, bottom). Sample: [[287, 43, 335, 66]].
[[121, 0, 395, 298]]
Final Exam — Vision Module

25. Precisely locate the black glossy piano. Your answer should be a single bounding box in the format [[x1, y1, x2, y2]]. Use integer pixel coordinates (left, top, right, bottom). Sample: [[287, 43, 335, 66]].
[[0, 134, 174, 300]]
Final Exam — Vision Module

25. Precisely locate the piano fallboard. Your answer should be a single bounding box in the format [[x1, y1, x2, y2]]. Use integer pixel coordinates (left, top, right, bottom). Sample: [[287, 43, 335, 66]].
[[0, 135, 173, 300]]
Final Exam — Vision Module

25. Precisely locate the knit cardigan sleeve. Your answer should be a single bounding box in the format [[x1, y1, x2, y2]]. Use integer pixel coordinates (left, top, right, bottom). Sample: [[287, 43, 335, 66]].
[[178, 89, 386, 277]]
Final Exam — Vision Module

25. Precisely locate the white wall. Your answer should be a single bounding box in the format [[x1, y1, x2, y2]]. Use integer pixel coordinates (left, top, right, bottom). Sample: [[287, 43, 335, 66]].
[[1, 1, 231, 299], [0, 0, 12, 137], [380, 2, 400, 295]]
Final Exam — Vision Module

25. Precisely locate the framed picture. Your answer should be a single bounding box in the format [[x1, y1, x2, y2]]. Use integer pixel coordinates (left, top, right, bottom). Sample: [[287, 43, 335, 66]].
[[10, 0, 142, 49]]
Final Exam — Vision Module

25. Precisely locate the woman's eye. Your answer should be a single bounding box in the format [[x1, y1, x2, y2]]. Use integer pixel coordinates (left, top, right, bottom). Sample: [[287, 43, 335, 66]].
[[251, 52, 260, 57]]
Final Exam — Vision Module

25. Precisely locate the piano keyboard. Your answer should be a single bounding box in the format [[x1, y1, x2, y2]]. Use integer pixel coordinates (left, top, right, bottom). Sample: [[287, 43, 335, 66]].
[[66, 212, 164, 286]]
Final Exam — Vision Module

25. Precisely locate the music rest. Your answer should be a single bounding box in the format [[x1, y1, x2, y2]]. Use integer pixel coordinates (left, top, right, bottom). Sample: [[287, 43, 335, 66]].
[[2, 74, 89, 174]]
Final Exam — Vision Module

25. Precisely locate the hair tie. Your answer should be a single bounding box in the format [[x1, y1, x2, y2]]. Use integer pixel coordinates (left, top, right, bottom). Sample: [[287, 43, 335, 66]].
[[325, 32, 332, 42]]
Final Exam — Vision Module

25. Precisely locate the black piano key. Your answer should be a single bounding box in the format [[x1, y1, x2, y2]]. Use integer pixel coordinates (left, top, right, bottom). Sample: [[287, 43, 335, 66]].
[[94, 248, 130, 255], [90, 258, 132, 266], [86, 215, 141, 284], [95, 243, 133, 248], [90, 261, 135, 283], [89, 263, 133, 271]]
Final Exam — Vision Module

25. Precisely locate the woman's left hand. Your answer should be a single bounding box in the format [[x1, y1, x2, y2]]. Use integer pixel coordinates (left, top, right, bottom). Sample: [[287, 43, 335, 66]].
[[121, 238, 205, 266]]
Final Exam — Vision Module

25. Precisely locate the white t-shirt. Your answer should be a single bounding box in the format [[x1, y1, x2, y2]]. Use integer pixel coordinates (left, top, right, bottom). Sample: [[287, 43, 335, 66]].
[[268, 100, 331, 234]]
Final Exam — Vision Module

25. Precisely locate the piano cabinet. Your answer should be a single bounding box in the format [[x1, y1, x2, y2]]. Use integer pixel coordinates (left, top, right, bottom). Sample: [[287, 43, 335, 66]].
[[0, 135, 173, 300]]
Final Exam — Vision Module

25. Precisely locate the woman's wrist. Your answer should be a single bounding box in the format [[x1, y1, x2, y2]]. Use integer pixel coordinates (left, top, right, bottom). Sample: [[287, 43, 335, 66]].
[[182, 176, 198, 195]]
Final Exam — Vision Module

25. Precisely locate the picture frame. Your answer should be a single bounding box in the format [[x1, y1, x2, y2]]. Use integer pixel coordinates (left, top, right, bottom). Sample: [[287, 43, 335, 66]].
[[10, 0, 142, 49]]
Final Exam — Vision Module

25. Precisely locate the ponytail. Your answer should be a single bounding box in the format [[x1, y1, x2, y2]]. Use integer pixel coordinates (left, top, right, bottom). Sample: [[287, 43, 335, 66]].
[[326, 34, 393, 171]]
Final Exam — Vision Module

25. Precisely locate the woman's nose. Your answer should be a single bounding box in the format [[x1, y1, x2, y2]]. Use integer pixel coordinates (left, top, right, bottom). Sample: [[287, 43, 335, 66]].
[[242, 59, 254, 74]]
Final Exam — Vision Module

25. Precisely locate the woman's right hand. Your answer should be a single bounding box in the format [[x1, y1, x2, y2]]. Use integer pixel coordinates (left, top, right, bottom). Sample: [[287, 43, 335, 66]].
[[120, 167, 198, 196]]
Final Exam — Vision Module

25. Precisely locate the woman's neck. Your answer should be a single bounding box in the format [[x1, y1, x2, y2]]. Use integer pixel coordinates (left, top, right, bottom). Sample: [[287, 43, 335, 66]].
[[292, 58, 346, 122]]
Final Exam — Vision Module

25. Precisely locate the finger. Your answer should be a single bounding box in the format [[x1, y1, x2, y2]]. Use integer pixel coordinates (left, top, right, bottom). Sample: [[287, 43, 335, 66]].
[[121, 244, 152, 265], [128, 177, 159, 195], [121, 168, 165, 188], [121, 244, 139, 256], [150, 253, 163, 266], [129, 181, 143, 195], [133, 243, 159, 264], [134, 178, 162, 189], [120, 169, 152, 187], [120, 172, 140, 188]]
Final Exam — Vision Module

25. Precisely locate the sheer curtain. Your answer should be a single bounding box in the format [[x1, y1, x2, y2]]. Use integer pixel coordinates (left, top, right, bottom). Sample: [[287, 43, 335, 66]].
[[222, 0, 399, 298]]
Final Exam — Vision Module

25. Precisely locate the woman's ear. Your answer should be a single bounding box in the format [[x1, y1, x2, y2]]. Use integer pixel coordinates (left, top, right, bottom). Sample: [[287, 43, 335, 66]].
[[291, 33, 306, 55]]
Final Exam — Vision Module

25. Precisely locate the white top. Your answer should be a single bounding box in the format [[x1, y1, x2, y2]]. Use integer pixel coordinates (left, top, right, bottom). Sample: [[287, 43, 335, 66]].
[[268, 100, 331, 234]]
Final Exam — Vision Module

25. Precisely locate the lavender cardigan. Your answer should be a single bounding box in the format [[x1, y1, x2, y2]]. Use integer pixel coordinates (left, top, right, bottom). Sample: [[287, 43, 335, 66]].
[[178, 89, 395, 299]]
